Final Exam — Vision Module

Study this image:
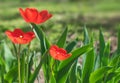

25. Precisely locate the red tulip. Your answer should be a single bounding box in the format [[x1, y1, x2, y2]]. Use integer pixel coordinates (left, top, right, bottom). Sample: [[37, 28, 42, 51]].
[[5, 29, 35, 44], [49, 45, 71, 60], [19, 8, 52, 24]]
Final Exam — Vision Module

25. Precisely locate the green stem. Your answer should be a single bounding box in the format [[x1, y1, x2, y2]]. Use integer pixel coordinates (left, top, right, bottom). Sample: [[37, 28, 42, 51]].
[[51, 60, 56, 76], [12, 43, 17, 57], [17, 44, 21, 83], [26, 56, 29, 83], [26, 43, 31, 83]]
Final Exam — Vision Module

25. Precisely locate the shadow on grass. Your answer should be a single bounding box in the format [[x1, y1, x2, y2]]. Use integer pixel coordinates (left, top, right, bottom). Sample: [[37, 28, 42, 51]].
[[55, 14, 120, 31], [0, 13, 21, 21]]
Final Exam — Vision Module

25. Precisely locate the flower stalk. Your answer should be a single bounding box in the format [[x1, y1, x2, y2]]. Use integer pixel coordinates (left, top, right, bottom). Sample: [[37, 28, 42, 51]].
[[17, 44, 21, 83], [26, 43, 31, 83]]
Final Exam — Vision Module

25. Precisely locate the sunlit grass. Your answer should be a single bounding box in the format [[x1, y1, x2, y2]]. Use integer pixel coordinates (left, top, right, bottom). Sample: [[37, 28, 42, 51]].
[[0, 0, 120, 42]]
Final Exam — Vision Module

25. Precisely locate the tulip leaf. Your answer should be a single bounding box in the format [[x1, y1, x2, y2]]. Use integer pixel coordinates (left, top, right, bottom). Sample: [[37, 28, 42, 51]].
[[99, 29, 105, 66], [3, 42, 15, 71], [104, 72, 119, 83], [57, 27, 68, 48], [0, 48, 6, 68], [29, 51, 48, 83], [89, 66, 112, 83], [82, 49, 95, 83], [58, 44, 92, 71], [82, 27, 94, 83], [102, 41, 110, 66], [31, 24, 51, 82], [65, 38, 78, 53], [68, 60, 78, 83], [0, 55, 6, 79], [29, 52, 34, 77], [56, 63, 72, 83], [56, 45, 92, 83], [109, 55, 120, 67], [31, 23, 50, 54], [117, 29, 120, 54], [4, 66, 18, 83], [76, 64, 82, 83], [83, 27, 90, 45]]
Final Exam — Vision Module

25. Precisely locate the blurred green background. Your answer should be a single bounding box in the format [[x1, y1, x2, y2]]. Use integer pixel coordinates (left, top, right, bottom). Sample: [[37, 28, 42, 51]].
[[0, 0, 120, 44]]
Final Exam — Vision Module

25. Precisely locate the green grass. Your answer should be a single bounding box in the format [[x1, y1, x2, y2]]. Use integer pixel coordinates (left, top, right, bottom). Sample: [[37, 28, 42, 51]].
[[0, 0, 120, 42]]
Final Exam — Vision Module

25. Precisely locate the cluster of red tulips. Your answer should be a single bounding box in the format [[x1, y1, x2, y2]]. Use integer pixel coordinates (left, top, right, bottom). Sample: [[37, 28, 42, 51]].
[[6, 8, 71, 61]]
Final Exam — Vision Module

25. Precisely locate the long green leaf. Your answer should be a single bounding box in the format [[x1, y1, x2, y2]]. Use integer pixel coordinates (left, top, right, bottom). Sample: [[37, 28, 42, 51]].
[[102, 41, 110, 66], [109, 55, 120, 68], [65, 38, 78, 53], [83, 27, 90, 45], [57, 27, 68, 48], [69, 60, 78, 83], [29, 51, 48, 83], [56, 45, 92, 83], [82, 27, 95, 83], [105, 72, 119, 83], [58, 44, 92, 71], [99, 29, 105, 66], [3, 42, 15, 71], [117, 29, 120, 54], [76, 64, 82, 83], [89, 66, 112, 83], [31, 23, 50, 54], [31, 24, 51, 82], [4, 66, 18, 83], [56, 62, 72, 83], [29, 52, 34, 78], [0, 54, 5, 68], [0, 55, 6, 81], [82, 49, 95, 83]]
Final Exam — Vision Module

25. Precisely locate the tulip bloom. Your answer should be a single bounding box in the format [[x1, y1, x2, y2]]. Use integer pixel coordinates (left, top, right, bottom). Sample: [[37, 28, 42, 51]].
[[49, 45, 71, 60], [19, 8, 52, 24], [5, 29, 35, 44]]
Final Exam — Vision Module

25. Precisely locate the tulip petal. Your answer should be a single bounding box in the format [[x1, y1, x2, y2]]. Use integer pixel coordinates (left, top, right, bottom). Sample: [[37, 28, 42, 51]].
[[49, 45, 71, 60], [39, 10, 52, 23], [25, 8, 38, 23], [5, 29, 35, 44], [19, 8, 52, 24], [19, 8, 29, 22]]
